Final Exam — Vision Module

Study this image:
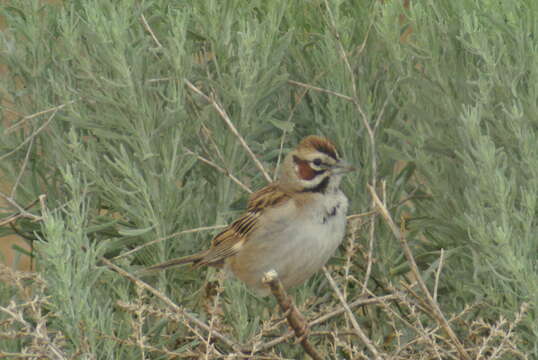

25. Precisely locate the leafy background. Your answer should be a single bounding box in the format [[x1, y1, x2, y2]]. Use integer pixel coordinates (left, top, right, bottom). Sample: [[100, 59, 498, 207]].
[[0, 0, 535, 358]]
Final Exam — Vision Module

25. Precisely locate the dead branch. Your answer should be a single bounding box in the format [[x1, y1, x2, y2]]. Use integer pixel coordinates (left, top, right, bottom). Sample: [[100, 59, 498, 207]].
[[262, 270, 323, 360]]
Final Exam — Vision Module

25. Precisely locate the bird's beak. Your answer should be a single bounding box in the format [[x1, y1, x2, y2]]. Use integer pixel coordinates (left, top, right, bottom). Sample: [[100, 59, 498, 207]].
[[332, 160, 357, 174]]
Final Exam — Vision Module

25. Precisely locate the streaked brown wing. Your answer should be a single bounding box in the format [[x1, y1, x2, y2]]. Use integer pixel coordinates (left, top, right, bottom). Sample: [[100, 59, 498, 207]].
[[246, 183, 289, 212], [199, 184, 289, 266]]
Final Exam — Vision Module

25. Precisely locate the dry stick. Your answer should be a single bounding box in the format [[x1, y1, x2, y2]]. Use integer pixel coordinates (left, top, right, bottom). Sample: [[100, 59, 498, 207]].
[[322, 267, 382, 360], [0, 352, 41, 359], [205, 274, 225, 360], [184, 79, 272, 183], [367, 185, 471, 360], [184, 147, 253, 193], [0, 192, 42, 222], [112, 225, 226, 261], [4, 100, 76, 134], [255, 294, 397, 352], [322, 0, 381, 300], [312, 294, 397, 327], [433, 249, 445, 302], [274, 75, 321, 176], [322, 0, 372, 142], [140, 16, 264, 185], [199, 123, 236, 178], [0, 198, 41, 226], [346, 187, 423, 222], [362, 210, 376, 296], [140, 13, 162, 49], [11, 137, 34, 197], [0, 306, 66, 360], [287, 80, 354, 102], [97, 256, 238, 350], [1, 108, 60, 161], [262, 270, 323, 360]]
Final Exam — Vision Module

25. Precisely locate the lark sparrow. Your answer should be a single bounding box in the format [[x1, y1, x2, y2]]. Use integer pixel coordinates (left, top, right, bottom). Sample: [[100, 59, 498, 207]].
[[148, 135, 354, 295]]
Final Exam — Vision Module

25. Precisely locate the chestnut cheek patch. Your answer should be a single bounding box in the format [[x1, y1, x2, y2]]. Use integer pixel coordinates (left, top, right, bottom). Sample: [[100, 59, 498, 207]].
[[294, 156, 315, 180], [293, 155, 326, 180], [297, 161, 315, 180]]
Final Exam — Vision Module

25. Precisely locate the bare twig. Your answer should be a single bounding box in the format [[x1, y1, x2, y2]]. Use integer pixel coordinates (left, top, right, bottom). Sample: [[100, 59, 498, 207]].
[[433, 249, 444, 302], [255, 294, 397, 352], [0, 293, 66, 359], [346, 209, 377, 221], [0, 198, 41, 226], [287, 79, 354, 102], [97, 256, 238, 350], [4, 100, 76, 135], [274, 74, 322, 176], [0, 192, 42, 222], [184, 147, 252, 193], [112, 225, 226, 260], [361, 211, 376, 296], [346, 186, 422, 222], [322, 0, 371, 141], [140, 13, 162, 48], [373, 77, 401, 133], [322, 0, 384, 310], [10, 137, 34, 197], [184, 79, 272, 183], [0, 352, 41, 358], [1, 108, 60, 161], [322, 267, 382, 360], [313, 294, 397, 327], [262, 270, 323, 360], [368, 185, 471, 360], [205, 273, 224, 359]]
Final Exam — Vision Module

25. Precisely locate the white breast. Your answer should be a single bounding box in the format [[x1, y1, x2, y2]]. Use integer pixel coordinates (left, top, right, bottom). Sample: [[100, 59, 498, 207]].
[[229, 190, 349, 295]]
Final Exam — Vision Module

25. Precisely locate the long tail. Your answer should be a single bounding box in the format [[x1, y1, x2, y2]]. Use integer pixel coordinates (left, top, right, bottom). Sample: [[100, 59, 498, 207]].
[[144, 253, 205, 272]]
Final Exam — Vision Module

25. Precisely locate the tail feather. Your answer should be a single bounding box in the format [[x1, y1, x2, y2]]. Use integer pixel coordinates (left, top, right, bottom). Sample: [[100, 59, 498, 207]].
[[145, 253, 205, 272]]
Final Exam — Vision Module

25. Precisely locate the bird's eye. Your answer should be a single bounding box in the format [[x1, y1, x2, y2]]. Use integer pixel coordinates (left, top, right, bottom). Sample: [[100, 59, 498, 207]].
[[312, 158, 322, 166]]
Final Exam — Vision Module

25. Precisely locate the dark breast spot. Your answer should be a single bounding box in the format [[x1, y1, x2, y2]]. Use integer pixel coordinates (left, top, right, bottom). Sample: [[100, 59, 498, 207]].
[[322, 204, 340, 224]]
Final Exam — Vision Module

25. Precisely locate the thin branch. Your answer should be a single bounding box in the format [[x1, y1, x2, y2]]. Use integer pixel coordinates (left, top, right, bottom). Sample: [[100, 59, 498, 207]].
[[352, 16, 375, 59], [140, 13, 162, 48], [254, 294, 397, 353], [184, 79, 272, 183], [346, 189, 421, 222], [4, 100, 75, 135], [315, 294, 397, 327], [0, 198, 41, 226], [373, 77, 401, 133], [184, 147, 252, 193], [0, 352, 42, 358], [287, 79, 354, 102], [205, 273, 225, 359], [434, 249, 444, 302], [274, 74, 322, 177], [322, 0, 383, 312], [1, 109, 58, 162], [262, 270, 323, 360], [146, 77, 172, 83], [98, 255, 238, 350], [368, 185, 471, 360], [322, 0, 371, 138], [0, 192, 42, 222], [10, 137, 34, 197], [112, 225, 226, 261], [322, 267, 382, 360]]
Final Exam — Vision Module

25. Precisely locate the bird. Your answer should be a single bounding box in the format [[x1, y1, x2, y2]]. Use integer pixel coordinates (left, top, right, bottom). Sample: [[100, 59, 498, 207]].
[[147, 135, 354, 295]]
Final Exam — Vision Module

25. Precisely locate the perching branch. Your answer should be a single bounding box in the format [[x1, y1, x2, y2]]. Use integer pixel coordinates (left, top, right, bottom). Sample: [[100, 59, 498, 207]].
[[262, 270, 323, 360], [368, 185, 471, 360], [184, 79, 272, 183]]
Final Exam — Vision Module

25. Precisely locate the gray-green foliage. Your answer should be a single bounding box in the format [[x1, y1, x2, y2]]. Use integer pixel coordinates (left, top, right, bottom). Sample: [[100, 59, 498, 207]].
[[0, 0, 536, 357], [385, 0, 538, 353]]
